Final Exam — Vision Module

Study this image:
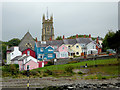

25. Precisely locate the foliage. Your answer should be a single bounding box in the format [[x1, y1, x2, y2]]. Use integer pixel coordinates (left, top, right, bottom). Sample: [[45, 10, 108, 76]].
[[2, 64, 19, 76], [56, 36, 63, 40], [107, 30, 120, 55], [1, 38, 21, 60], [65, 65, 74, 73], [44, 69, 53, 75], [67, 34, 97, 40], [68, 61, 78, 64], [78, 71, 83, 74], [7, 38, 21, 47], [102, 30, 115, 51], [45, 61, 53, 66]]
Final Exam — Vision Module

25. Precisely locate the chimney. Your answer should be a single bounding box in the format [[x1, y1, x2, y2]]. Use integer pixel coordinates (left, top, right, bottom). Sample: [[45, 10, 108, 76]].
[[6, 46, 8, 50], [89, 34, 91, 38], [63, 35, 65, 39], [49, 37, 52, 41], [97, 37, 98, 44], [76, 34, 78, 38], [36, 37, 37, 42], [84, 35, 86, 38]]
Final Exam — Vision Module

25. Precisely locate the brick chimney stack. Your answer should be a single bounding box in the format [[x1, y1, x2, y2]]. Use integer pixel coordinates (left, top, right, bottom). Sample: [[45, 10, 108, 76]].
[[76, 34, 78, 38], [49, 37, 52, 41], [89, 34, 91, 38], [35, 37, 37, 42], [84, 35, 86, 38], [63, 35, 65, 39]]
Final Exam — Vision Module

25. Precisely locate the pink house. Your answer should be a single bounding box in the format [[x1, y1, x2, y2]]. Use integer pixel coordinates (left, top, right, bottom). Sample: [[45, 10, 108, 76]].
[[18, 55, 38, 71], [55, 44, 68, 58]]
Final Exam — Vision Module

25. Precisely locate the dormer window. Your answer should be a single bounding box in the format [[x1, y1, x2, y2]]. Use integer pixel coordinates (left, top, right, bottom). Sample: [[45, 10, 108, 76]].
[[62, 47, 64, 50], [76, 45, 79, 48]]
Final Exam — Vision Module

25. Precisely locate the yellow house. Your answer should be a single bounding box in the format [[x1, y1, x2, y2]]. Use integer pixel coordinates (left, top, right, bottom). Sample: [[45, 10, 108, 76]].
[[72, 43, 82, 56]]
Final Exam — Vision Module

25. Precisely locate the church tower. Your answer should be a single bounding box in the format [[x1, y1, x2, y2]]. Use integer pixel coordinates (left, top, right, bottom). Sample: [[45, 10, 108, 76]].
[[42, 10, 54, 41]]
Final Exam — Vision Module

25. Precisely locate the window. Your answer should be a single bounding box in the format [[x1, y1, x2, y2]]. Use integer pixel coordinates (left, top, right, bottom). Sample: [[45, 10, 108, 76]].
[[76, 52, 79, 55], [40, 48, 43, 52], [76, 45, 79, 48], [27, 51, 30, 56], [48, 54, 52, 58], [48, 49, 53, 51], [62, 47, 64, 50], [38, 54, 43, 59], [93, 46, 94, 49], [27, 65, 29, 70]]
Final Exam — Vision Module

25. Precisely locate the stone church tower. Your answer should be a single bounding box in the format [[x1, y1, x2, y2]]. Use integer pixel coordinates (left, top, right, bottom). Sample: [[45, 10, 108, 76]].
[[42, 13, 54, 41]]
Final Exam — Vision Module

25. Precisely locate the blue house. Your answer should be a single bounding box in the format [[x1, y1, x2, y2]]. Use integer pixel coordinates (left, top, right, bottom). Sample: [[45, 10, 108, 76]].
[[34, 41, 56, 61]]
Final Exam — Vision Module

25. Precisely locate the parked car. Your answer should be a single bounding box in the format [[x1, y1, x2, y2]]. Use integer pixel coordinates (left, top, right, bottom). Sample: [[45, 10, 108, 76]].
[[106, 49, 116, 54]]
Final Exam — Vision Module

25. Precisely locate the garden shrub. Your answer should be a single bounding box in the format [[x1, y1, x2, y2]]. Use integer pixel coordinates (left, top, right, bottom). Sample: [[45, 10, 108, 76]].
[[45, 61, 53, 66], [68, 61, 78, 64], [78, 71, 83, 74], [65, 65, 74, 73], [44, 69, 53, 75]]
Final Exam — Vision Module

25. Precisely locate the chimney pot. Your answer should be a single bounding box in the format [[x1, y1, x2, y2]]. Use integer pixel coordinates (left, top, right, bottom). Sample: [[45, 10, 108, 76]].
[[36, 37, 38, 42], [63, 35, 65, 39], [84, 35, 86, 38], [76, 34, 78, 38], [89, 34, 91, 38]]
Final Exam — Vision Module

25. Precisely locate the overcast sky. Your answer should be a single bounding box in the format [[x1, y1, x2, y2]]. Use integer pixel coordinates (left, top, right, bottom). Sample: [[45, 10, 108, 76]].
[[2, 2, 118, 41]]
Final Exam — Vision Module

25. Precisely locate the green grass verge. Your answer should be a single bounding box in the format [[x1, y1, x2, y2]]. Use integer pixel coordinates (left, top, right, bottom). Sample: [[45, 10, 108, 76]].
[[33, 58, 118, 71]]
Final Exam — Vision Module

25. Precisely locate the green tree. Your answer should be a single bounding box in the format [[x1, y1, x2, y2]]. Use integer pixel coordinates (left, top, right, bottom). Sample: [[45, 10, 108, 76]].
[[56, 36, 63, 40], [102, 30, 115, 51], [107, 30, 120, 60], [7, 38, 21, 47]]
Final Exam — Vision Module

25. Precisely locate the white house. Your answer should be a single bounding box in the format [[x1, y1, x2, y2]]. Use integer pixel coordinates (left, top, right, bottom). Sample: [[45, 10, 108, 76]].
[[86, 41, 98, 55], [7, 46, 22, 64]]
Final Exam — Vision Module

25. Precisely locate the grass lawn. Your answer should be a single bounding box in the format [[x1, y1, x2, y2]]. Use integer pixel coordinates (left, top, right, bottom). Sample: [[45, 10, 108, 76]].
[[33, 58, 118, 71]]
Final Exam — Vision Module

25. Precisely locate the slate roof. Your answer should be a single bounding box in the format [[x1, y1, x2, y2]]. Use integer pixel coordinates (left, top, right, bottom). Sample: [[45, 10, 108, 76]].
[[36, 41, 47, 47], [46, 40, 64, 46], [18, 31, 35, 51], [76, 38, 92, 45], [18, 56, 29, 61], [36, 38, 93, 48], [11, 56, 22, 61], [8, 46, 21, 52], [63, 39, 77, 45]]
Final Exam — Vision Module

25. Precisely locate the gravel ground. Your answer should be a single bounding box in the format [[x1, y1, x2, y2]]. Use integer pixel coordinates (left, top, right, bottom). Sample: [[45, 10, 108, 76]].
[[1, 77, 120, 89]]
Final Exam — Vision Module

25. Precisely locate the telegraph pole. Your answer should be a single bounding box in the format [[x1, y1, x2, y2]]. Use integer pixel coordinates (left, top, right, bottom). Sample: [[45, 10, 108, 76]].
[[27, 66, 29, 90]]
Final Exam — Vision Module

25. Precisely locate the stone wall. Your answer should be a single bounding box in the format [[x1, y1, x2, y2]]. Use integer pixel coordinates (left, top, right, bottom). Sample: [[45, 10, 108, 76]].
[[54, 55, 116, 65]]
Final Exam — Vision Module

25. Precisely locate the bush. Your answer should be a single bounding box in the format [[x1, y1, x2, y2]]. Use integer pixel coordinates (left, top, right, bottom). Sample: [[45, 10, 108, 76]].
[[68, 61, 78, 64], [65, 65, 74, 73], [78, 71, 83, 74], [30, 70, 39, 76], [45, 61, 53, 66], [44, 69, 53, 75]]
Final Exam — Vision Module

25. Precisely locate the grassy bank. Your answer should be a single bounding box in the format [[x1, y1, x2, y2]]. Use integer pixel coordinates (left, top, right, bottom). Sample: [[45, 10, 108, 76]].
[[33, 58, 118, 71], [2, 58, 119, 79]]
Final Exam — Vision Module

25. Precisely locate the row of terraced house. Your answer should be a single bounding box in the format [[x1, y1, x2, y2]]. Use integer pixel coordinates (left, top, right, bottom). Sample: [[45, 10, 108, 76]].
[[6, 32, 102, 71]]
